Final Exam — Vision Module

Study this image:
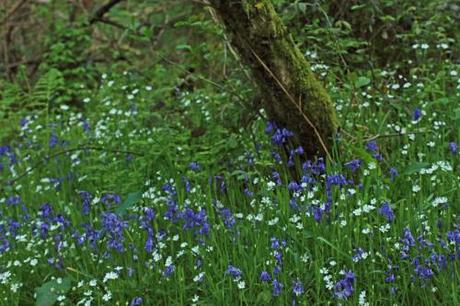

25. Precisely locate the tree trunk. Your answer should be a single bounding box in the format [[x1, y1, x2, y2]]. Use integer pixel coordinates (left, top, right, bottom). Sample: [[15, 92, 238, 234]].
[[209, 0, 338, 158]]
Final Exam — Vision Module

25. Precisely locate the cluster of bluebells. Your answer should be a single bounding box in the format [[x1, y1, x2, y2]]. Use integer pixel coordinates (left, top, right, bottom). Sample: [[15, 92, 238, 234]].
[[0, 68, 459, 306]]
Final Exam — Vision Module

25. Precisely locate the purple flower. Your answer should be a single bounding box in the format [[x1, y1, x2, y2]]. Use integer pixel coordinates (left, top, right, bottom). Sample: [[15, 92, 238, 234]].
[[272, 279, 283, 296], [366, 140, 378, 152], [352, 248, 366, 262], [333, 271, 355, 300], [130, 297, 143, 306], [260, 271, 271, 282], [379, 202, 395, 222], [79, 191, 92, 215], [292, 279, 304, 296], [188, 161, 200, 171], [101, 212, 128, 252], [449, 142, 458, 154], [389, 167, 398, 181], [287, 181, 301, 192], [272, 128, 294, 146], [226, 265, 242, 279], [345, 159, 362, 172], [412, 108, 422, 121], [101, 193, 121, 207], [163, 264, 175, 277], [220, 208, 236, 229]]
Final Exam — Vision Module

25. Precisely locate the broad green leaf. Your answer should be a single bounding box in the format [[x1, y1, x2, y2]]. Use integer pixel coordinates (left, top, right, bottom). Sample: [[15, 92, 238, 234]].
[[404, 162, 430, 175], [115, 191, 143, 215], [355, 76, 371, 88], [35, 277, 71, 306]]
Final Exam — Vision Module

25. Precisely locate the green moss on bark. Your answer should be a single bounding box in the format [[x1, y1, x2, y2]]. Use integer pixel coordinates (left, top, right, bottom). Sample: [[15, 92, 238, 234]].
[[210, 0, 338, 157]]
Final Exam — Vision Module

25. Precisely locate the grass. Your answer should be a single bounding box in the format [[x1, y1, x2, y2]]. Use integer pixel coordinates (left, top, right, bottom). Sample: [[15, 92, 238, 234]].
[[0, 47, 459, 306]]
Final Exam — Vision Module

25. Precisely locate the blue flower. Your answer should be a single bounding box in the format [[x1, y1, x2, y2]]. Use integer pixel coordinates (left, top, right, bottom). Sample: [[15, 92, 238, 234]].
[[188, 161, 200, 171], [130, 297, 143, 306], [449, 142, 458, 154], [272, 279, 283, 296], [379, 202, 395, 222], [412, 108, 422, 121], [101, 212, 128, 252], [333, 271, 355, 300], [260, 271, 271, 282], [389, 167, 398, 181], [226, 265, 242, 279], [292, 279, 304, 296], [366, 140, 378, 152], [345, 159, 362, 172], [163, 264, 175, 277]]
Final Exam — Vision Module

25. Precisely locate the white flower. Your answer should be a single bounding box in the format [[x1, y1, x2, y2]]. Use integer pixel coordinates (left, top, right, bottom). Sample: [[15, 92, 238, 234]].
[[102, 292, 112, 302], [237, 280, 246, 289], [103, 271, 119, 283], [412, 185, 421, 193], [30, 259, 38, 266], [432, 197, 448, 207]]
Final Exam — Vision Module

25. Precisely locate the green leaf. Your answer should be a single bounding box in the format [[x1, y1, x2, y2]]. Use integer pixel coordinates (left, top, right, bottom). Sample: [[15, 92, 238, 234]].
[[256, 290, 272, 304], [175, 44, 192, 51], [115, 191, 143, 215], [404, 162, 430, 175], [355, 76, 371, 88], [35, 277, 71, 306], [452, 108, 460, 121]]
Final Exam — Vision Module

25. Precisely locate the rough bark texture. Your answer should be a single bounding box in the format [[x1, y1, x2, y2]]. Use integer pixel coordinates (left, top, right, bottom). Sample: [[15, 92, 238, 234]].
[[209, 0, 338, 157]]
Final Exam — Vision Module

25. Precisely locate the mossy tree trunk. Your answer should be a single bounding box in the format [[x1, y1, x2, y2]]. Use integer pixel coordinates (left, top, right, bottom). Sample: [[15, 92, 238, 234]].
[[209, 0, 338, 157]]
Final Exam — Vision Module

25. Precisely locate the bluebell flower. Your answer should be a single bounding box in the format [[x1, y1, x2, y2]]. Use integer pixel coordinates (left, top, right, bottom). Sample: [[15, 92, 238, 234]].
[[412, 108, 422, 121], [272, 279, 283, 296], [271, 128, 294, 146], [163, 264, 175, 277], [6, 196, 21, 206], [352, 248, 366, 262], [333, 271, 355, 300], [101, 212, 128, 252], [385, 273, 395, 283], [49, 133, 59, 148], [288, 181, 301, 192], [79, 191, 92, 215], [345, 159, 362, 172], [260, 271, 271, 282], [130, 297, 143, 306], [220, 208, 236, 229], [449, 142, 458, 154], [389, 167, 398, 181], [226, 265, 242, 279], [379, 202, 395, 222], [292, 279, 304, 296], [265, 121, 277, 134], [101, 193, 121, 207], [366, 140, 378, 152], [189, 161, 200, 171], [295, 146, 304, 155], [272, 171, 282, 185]]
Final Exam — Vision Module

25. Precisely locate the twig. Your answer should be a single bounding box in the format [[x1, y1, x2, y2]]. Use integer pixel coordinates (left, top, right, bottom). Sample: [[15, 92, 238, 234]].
[[0, 0, 28, 26], [2, 145, 144, 187], [88, 0, 124, 25], [364, 130, 432, 142]]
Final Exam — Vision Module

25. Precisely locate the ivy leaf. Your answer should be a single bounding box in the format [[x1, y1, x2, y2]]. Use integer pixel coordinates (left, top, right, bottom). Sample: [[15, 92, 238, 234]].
[[35, 277, 71, 306]]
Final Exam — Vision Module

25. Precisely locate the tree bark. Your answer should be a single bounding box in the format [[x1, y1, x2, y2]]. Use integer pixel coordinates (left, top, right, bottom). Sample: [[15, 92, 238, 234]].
[[209, 0, 338, 158]]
